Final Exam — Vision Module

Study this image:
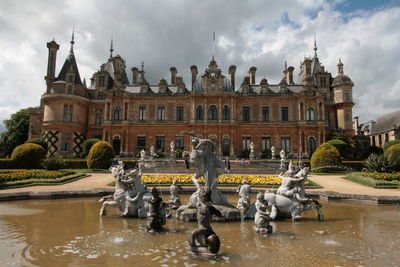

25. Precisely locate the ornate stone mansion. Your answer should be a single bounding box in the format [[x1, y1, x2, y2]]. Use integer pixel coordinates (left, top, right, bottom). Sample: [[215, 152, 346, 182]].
[[29, 34, 355, 158]]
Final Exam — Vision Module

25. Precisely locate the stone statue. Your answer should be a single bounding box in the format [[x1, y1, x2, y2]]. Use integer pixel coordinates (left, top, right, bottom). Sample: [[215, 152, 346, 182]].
[[167, 179, 182, 210], [176, 132, 240, 221], [99, 163, 151, 218], [188, 188, 222, 255], [237, 180, 251, 216], [170, 141, 175, 158], [280, 149, 285, 160], [140, 149, 146, 160], [249, 141, 255, 160], [271, 146, 276, 159], [264, 167, 324, 221], [145, 187, 167, 233], [254, 192, 275, 234], [150, 145, 157, 158]]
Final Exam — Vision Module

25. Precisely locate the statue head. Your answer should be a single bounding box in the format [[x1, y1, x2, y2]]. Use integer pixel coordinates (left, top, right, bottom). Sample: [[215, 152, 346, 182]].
[[256, 192, 264, 201], [191, 137, 199, 147], [151, 187, 160, 197]]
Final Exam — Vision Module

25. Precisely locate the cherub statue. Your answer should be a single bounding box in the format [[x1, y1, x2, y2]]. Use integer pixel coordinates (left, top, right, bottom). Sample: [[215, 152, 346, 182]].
[[276, 167, 310, 202], [145, 187, 166, 233], [188, 188, 222, 255], [237, 180, 251, 215], [168, 179, 183, 210], [254, 192, 274, 234]]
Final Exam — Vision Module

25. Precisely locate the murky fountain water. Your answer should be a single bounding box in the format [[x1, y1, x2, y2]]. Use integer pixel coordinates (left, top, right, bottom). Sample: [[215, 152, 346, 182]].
[[0, 196, 399, 267]]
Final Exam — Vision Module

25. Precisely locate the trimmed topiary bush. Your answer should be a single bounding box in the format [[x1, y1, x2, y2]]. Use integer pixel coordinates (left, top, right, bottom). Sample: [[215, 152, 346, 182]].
[[11, 143, 46, 169], [327, 139, 348, 158], [82, 138, 101, 157], [87, 141, 115, 169], [25, 138, 48, 153], [310, 143, 342, 172], [41, 157, 66, 170], [385, 144, 400, 171], [383, 140, 400, 152]]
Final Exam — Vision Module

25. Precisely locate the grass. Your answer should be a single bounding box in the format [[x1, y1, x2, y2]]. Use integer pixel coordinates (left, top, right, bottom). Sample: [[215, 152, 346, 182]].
[[0, 173, 88, 189], [72, 169, 110, 174], [311, 171, 349, 175]]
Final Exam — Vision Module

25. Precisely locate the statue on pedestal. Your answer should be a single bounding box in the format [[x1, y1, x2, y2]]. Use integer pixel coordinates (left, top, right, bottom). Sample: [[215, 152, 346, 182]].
[[150, 145, 157, 158], [280, 149, 285, 160], [188, 188, 222, 255], [271, 146, 276, 159], [170, 141, 175, 158], [140, 149, 146, 160], [249, 141, 255, 160], [167, 179, 182, 210]]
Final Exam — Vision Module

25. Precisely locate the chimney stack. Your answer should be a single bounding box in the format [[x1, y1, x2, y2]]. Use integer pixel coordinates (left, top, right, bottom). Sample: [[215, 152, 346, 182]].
[[228, 65, 236, 89], [45, 40, 60, 91], [190, 65, 198, 89], [249, 66, 257, 85], [131, 67, 139, 84], [353, 116, 359, 135], [286, 66, 294, 84], [170, 67, 177, 84]]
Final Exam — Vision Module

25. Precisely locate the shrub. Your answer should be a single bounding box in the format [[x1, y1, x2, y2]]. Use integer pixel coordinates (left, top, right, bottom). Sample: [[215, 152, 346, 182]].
[[0, 159, 15, 169], [82, 138, 101, 157], [64, 159, 88, 169], [383, 140, 400, 152], [363, 153, 396, 173], [310, 143, 342, 172], [385, 144, 400, 171], [11, 143, 46, 169], [41, 157, 66, 170], [87, 141, 115, 169], [25, 138, 48, 153], [327, 139, 348, 158]]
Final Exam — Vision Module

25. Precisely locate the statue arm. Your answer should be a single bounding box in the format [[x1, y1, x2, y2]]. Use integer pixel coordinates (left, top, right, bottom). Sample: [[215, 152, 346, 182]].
[[209, 205, 223, 217]]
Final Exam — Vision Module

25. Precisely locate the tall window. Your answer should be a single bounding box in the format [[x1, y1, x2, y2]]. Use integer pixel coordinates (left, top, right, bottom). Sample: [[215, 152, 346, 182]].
[[155, 136, 165, 152], [262, 106, 269, 121], [308, 137, 316, 154], [208, 105, 218, 120], [175, 136, 184, 150], [325, 111, 331, 126], [281, 137, 291, 154], [60, 133, 71, 152], [262, 137, 271, 152], [63, 104, 73, 121], [114, 107, 122, 120], [99, 76, 105, 87], [95, 109, 103, 125], [306, 108, 315, 121], [242, 106, 250, 121], [176, 106, 184, 121], [242, 137, 251, 151], [139, 107, 146, 120], [222, 106, 230, 120], [281, 107, 289, 121], [196, 106, 203, 120], [344, 92, 349, 101], [137, 136, 146, 151], [158, 107, 165, 121], [67, 85, 73, 94]]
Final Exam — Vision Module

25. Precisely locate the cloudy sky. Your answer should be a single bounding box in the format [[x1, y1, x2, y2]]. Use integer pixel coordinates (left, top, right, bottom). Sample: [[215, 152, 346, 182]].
[[0, 0, 399, 132]]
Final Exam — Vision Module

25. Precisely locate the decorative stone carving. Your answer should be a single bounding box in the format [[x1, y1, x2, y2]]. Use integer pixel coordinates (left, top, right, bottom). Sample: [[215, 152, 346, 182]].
[[254, 192, 274, 234], [170, 141, 175, 158], [271, 146, 276, 159], [264, 167, 324, 221], [188, 188, 222, 255], [237, 180, 251, 217], [249, 141, 255, 160], [150, 145, 157, 158], [167, 179, 182, 210], [145, 187, 167, 233]]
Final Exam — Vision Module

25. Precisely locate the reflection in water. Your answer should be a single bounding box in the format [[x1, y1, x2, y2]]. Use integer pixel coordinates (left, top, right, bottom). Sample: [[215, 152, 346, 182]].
[[0, 197, 399, 266]]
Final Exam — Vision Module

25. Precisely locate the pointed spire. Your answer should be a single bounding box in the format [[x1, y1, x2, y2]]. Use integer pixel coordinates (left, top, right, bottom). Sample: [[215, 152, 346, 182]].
[[212, 32, 215, 60], [70, 27, 75, 54], [337, 58, 344, 74], [141, 61, 144, 71], [284, 61, 288, 71], [313, 35, 318, 58], [109, 36, 114, 59]]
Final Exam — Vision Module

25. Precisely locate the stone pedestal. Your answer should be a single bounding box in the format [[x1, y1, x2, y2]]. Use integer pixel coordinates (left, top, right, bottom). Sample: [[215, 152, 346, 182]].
[[177, 203, 241, 221]]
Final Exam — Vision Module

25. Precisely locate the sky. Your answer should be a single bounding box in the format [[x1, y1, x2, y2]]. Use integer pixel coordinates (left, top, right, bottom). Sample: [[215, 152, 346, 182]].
[[0, 0, 399, 133]]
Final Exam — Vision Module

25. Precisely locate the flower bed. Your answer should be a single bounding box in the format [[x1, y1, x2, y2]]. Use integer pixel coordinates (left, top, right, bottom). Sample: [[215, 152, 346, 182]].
[[345, 172, 400, 188], [141, 174, 317, 187], [0, 169, 85, 189]]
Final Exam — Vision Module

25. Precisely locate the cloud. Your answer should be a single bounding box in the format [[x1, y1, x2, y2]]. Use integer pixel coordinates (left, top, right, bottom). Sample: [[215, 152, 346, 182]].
[[0, 0, 399, 133]]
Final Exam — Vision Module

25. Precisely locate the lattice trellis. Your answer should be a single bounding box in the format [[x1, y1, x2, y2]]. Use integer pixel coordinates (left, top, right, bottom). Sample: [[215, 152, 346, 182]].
[[73, 132, 85, 158], [42, 131, 59, 156]]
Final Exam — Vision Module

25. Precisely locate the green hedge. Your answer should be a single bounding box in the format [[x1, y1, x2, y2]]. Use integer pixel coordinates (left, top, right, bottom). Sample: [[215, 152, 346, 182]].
[[64, 159, 88, 169], [0, 173, 86, 189], [0, 159, 15, 169], [345, 173, 399, 188]]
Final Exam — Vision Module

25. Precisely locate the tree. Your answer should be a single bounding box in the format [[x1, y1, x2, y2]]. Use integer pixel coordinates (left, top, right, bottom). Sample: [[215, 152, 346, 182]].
[[0, 107, 37, 157]]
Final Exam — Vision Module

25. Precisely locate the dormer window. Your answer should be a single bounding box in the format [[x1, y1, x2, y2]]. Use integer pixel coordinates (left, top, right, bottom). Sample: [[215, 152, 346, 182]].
[[67, 85, 73, 94], [67, 74, 74, 83], [99, 76, 105, 87]]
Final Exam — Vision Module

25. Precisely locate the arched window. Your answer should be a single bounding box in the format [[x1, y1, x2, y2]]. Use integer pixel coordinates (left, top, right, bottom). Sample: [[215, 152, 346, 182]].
[[306, 108, 315, 121], [196, 105, 204, 120], [95, 109, 103, 125], [114, 107, 122, 120], [308, 137, 317, 155], [208, 105, 218, 120], [222, 106, 230, 120]]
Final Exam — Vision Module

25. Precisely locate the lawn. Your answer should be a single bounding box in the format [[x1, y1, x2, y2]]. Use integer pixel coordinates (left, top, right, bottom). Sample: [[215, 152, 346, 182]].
[[345, 172, 400, 188]]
